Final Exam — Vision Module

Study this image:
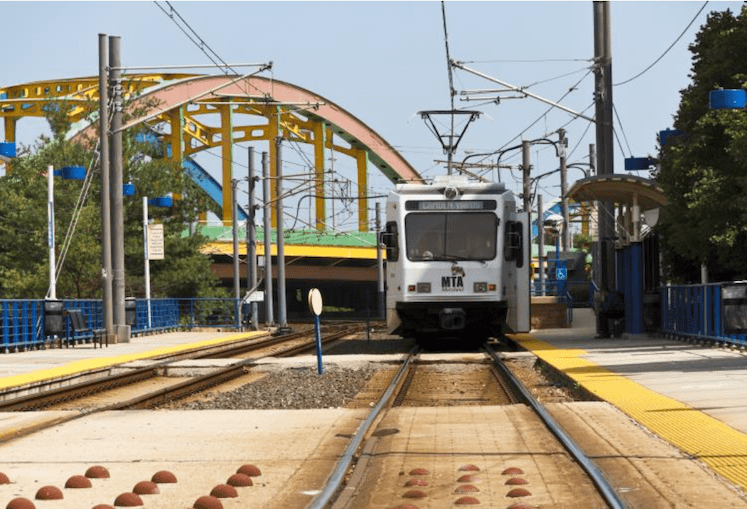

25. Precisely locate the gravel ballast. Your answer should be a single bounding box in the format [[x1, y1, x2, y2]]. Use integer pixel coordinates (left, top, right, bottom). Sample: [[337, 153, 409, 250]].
[[172, 365, 377, 410]]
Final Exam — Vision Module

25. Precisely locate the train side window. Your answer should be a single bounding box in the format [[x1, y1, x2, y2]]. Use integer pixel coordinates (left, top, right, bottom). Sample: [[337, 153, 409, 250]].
[[504, 220, 524, 267], [382, 221, 399, 261]]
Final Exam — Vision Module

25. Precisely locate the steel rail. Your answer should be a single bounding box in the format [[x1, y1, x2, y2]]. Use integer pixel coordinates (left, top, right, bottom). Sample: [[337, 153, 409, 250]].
[[307, 346, 419, 509], [275, 324, 367, 357], [0, 368, 159, 411], [485, 346, 626, 509], [109, 362, 253, 410]]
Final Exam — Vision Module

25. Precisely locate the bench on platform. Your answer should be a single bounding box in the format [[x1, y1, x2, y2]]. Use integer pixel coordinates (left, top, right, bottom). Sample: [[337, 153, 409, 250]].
[[65, 308, 107, 348]]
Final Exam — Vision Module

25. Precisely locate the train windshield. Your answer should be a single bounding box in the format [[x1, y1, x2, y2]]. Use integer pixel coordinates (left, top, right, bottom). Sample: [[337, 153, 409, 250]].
[[405, 212, 497, 262]]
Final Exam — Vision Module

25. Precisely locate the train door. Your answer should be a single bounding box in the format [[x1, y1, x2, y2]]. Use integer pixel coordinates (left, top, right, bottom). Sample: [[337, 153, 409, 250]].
[[505, 212, 530, 332]]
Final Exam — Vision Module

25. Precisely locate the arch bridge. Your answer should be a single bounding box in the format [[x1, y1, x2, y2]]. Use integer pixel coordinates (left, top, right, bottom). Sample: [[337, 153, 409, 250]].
[[0, 73, 424, 230]]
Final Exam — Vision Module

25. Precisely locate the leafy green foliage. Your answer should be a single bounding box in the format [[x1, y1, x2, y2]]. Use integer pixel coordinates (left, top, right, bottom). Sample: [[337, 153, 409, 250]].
[[658, 5, 747, 282], [0, 98, 224, 299]]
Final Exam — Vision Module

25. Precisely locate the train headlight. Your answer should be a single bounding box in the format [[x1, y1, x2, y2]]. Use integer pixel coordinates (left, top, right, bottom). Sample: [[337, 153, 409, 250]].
[[474, 282, 488, 293], [416, 282, 431, 293], [444, 186, 459, 199]]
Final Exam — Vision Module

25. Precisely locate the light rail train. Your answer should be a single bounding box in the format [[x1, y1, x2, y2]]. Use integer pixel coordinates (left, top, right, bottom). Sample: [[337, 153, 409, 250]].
[[382, 175, 530, 342]]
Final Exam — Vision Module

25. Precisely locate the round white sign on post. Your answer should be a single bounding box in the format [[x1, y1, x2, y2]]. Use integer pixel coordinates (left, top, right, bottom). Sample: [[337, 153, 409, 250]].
[[308, 288, 323, 316]]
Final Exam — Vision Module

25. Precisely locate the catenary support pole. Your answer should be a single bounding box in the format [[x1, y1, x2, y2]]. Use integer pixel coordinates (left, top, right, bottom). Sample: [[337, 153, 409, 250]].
[[262, 152, 274, 326], [247, 147, 258, 330], [522, 140, 531, 214], [98, 33, 113, 341], [232, 179, 241, 330], [559, 129, 570, 253], [109, 35, 128, 342], [594, 1, 615, 294], [275, 137, 288, 330], [538, 194, 546, 296]]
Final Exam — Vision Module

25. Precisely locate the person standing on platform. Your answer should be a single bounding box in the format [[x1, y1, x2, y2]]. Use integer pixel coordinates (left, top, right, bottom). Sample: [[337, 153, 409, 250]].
[[594, 288, 625, 338]]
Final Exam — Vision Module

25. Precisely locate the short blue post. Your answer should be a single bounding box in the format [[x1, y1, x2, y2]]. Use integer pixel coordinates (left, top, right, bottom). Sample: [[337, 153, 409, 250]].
[[314, 314, 323, 375], [308, 288, 324, 375]]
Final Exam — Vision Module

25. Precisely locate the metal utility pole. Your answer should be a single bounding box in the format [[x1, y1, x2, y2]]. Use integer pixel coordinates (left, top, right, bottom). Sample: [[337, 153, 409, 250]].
[[538, 194, 546, 296], [246, 147, 258, 330], [275, 137, 288, 330], [594, 0, 614, 292], [98, 33, 113, 341], [262, 152, 274, 326], [47, 165, 56, 300], [588, 143, 600, 287], [231, 179, 240, 329], [109, 35, 127, 342], [559, 129, 570, 253], [521, 141, 531, 213], [375, 202, 385, 320]]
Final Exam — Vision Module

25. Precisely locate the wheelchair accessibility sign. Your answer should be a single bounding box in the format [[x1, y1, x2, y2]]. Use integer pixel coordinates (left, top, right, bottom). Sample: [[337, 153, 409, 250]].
[[556, 261, 567, 280]]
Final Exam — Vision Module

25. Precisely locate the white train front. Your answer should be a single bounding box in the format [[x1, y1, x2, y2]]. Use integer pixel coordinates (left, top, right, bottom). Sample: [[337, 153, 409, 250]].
[[382, 175, 530, 342]]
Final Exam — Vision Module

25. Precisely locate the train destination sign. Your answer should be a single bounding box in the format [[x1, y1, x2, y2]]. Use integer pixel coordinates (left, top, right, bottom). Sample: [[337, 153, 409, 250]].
[[405, 200, 497, 211]]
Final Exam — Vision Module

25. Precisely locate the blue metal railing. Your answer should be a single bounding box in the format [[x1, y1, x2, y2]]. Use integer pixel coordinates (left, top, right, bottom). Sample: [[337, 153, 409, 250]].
[[0, 300, 44, 353], [658, 282, 747, 348], [3, 282, 746, 352], [659, 283, 738, 344], [0, 297, 248, 353]]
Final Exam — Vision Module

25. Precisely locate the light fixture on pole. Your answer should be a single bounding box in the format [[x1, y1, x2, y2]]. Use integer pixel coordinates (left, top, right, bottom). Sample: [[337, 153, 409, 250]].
[[47, 165, 86, 299]]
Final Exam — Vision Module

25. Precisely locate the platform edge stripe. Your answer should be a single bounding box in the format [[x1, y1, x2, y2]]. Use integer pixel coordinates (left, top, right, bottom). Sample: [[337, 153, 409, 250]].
[[513, 334, 747, 490], [0, 331, 265, 391]]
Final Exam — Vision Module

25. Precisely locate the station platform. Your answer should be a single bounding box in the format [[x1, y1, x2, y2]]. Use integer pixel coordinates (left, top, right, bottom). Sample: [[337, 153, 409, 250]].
[[512, 308, 747, 493]]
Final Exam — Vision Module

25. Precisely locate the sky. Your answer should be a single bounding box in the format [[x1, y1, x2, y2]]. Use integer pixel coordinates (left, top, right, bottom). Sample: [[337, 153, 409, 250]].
[[0, 1, 740, 231]]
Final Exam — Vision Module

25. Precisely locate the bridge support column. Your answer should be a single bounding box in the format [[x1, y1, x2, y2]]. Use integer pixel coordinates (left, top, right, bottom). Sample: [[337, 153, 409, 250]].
[[314, 121, 326, 230], [269, 108, 279, 228], [220, 103, 234, 225], [356, 149, 369, 232], [3, 117, 15, 172], [170, 106, 184, 201]]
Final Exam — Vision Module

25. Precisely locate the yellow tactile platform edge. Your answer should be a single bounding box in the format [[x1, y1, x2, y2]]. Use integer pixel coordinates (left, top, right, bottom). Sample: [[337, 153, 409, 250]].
[[511, 333, 747, 490], [0, 331, 266, 391]]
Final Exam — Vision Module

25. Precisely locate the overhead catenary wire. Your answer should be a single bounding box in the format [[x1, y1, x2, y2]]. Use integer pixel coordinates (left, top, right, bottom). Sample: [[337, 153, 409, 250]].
[[153, 0, 268, 99], [614, 1, 709, 86], [522, 64, 595, 91], [154, 2, 237, 78], [612, 102, 632, 157], [497, 68, 594, 154], [442, 1, 456, 110], [53, 98, 117, 295], [459, 58, 593, 64], [154, 0, 370, 213]]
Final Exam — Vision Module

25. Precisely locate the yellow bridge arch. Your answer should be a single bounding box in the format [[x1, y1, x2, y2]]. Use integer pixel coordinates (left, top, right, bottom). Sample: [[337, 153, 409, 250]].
[[1, 73, 424, 230]]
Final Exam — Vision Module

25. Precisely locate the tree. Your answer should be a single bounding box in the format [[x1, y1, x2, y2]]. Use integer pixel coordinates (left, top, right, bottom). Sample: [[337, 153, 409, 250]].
[[658, 5, 747, 282], [0, 95, 225, 299]]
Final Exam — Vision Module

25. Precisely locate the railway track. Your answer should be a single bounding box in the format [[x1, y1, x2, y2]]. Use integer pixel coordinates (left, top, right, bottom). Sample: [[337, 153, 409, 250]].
[[2, 332, 741, 508], [308, 344, 625, 509], [0, 323, 364, 443]]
